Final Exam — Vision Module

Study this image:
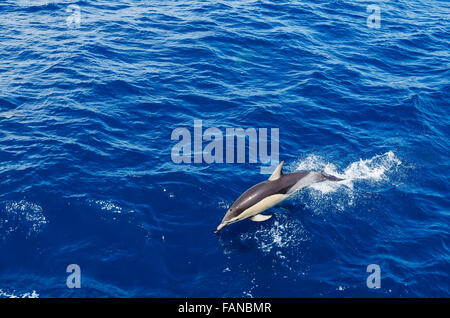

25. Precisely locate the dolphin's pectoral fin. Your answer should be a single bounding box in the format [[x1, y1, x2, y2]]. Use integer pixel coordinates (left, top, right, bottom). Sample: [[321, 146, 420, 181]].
[[249, 214, 272, 222]]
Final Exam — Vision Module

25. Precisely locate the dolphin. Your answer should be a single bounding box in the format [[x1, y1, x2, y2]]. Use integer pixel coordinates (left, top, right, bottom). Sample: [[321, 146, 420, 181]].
[[214, 160, 343, 233]]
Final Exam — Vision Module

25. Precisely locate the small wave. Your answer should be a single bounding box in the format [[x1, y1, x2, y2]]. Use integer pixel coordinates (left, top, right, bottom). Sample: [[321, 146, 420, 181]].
[[17, 0, 63, 7], [0, 110, 18, 119]]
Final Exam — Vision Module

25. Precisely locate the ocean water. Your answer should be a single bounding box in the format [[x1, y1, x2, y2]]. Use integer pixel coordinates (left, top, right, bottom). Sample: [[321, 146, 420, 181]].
[[0, 0, 449, 298]]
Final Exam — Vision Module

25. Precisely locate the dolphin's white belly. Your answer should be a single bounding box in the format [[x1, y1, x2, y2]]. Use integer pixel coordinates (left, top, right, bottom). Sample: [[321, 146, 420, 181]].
[[234, 193, 288, 221]]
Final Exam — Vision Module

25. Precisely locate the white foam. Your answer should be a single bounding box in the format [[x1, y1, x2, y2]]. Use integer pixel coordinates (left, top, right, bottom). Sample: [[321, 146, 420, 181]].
[[93, 200, 123, 214], [1, 201, 48, 238], [18, 0, 63, 7], [294, 151, 401, 194], [0, 289, 39, 298], [236, 215, 310, 268]]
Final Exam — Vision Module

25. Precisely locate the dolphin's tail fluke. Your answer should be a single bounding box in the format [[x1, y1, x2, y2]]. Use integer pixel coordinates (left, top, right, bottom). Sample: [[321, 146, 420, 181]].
[[321, 171, 344, 182]]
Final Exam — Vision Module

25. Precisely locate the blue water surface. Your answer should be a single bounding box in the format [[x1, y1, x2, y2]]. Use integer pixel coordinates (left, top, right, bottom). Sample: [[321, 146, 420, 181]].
[[0, 0, 449, 297]]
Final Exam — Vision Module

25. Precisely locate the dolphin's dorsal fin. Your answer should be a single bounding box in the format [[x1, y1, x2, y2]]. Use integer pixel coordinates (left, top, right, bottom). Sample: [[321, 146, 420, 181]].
[[268, 160, 284, 181]]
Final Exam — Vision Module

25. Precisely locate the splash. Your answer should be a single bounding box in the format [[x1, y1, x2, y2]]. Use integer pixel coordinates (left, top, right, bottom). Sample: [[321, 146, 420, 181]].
[[244, 219, 309, 254], [294, 151, 402, 194], [288, 151, 402, 214], [228, 214, 311, 272]]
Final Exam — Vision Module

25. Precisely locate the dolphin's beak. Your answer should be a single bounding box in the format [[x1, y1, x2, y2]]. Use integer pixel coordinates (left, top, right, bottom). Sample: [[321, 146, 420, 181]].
[[214, 223, 225, 234]]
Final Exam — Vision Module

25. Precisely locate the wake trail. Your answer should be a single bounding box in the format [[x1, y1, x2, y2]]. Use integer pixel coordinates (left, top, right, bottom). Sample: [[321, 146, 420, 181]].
[[294, 151, 402, 194]]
